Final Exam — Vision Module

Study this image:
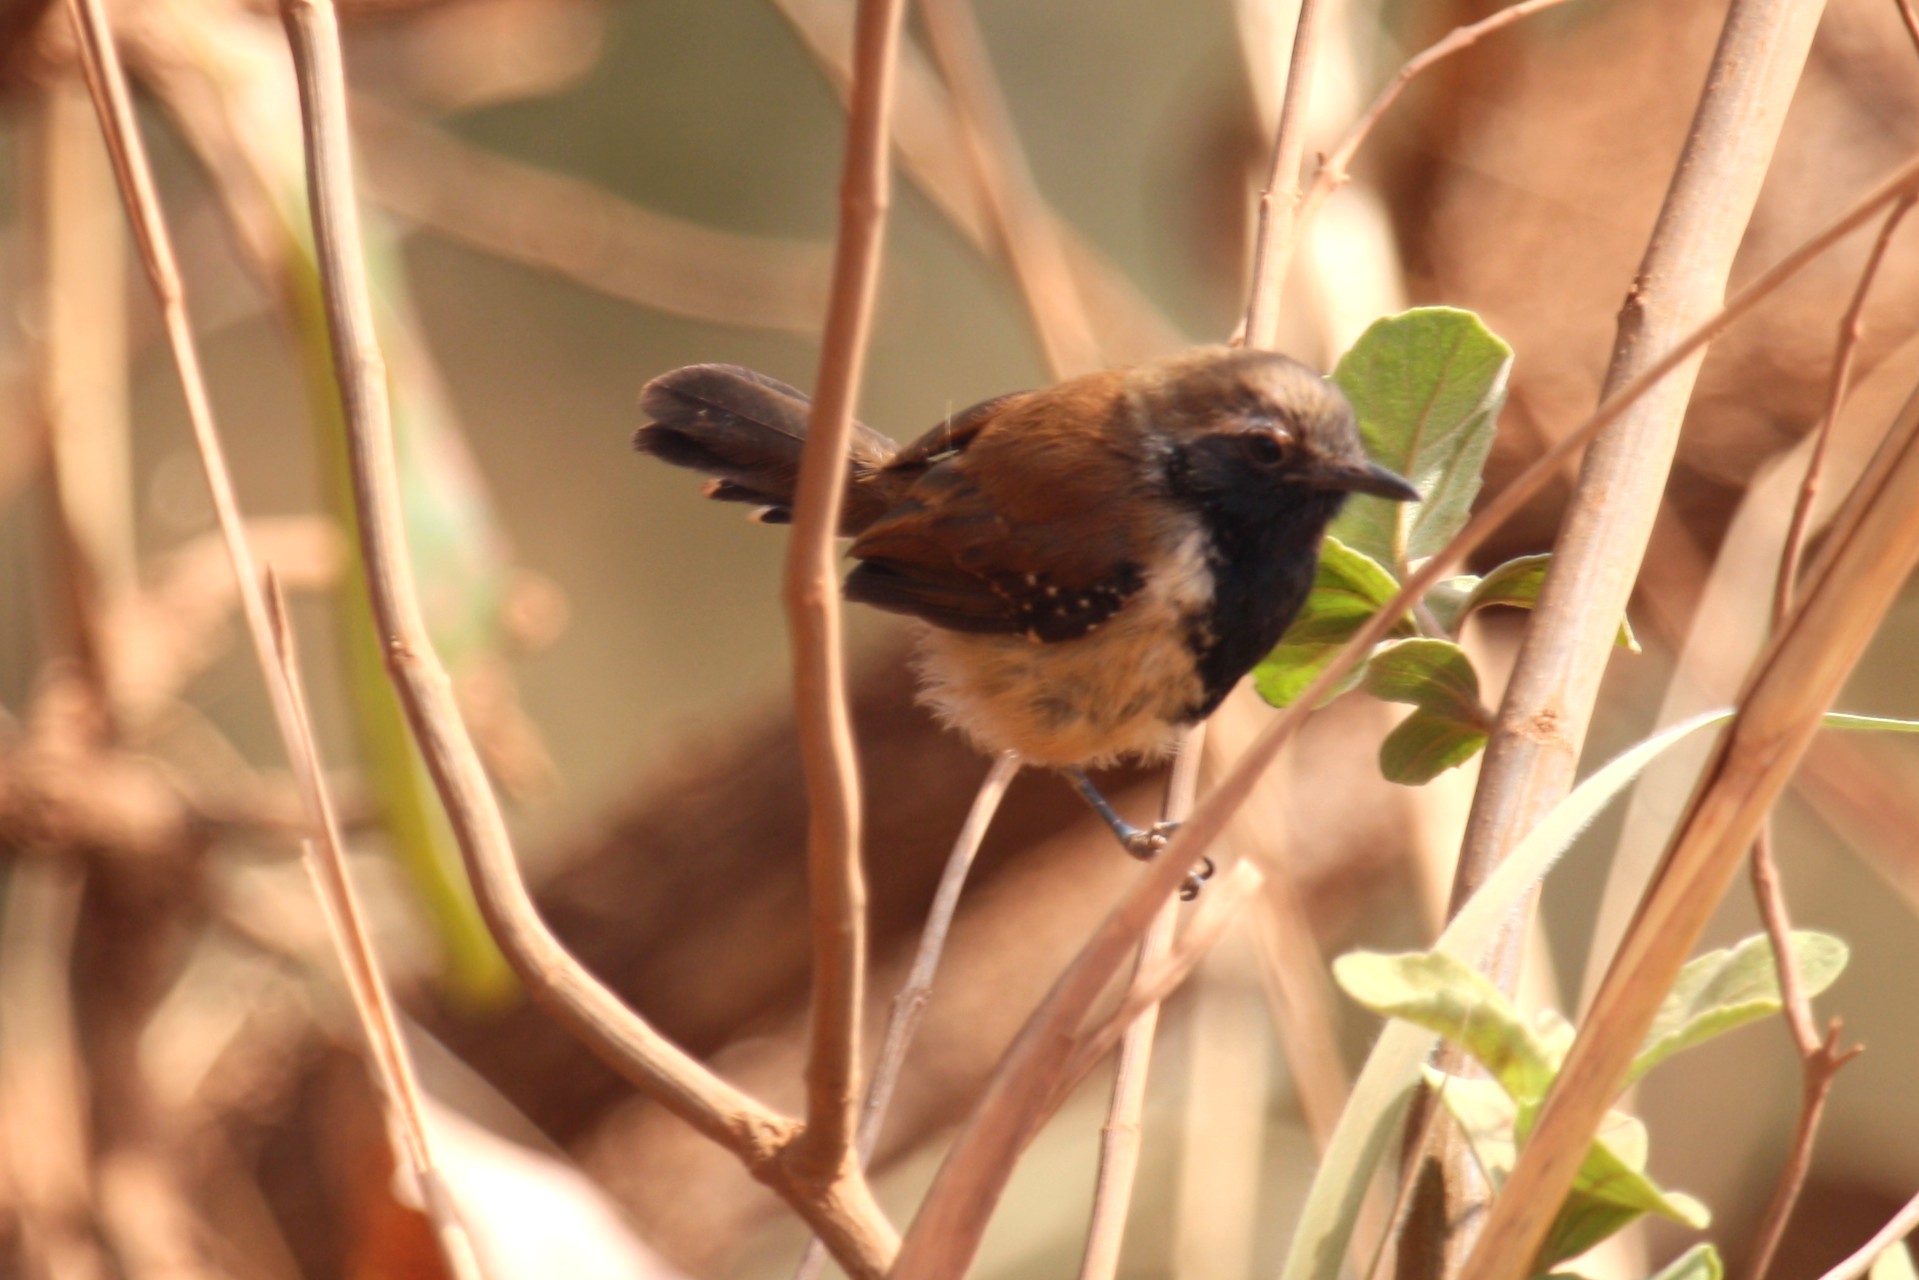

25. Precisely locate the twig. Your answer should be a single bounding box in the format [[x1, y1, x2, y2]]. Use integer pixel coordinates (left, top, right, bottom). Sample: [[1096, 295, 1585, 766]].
[[1242, 0, 1326, 349], [1295, 0, 1582, 240], [1813, 1185, 1919, 1280], [1463, 371, 1919, 1277], [767, 0, 1182, 362], [780, 0, 908, 1184], [1740, 193, 1909, 1280], [262, 577, 485, 1280], [887, 150, 1919, 1280], [1057, 860, 1266, 1100], [274, 0, 898, 1272], [1774, 195, 1916, 623], [916, 0, 1101, 377], [791, 751, 1019, 1280], [1076, 729, 1205, 1280], [352, 98, 833, 334], [59, 0, 300, 780]]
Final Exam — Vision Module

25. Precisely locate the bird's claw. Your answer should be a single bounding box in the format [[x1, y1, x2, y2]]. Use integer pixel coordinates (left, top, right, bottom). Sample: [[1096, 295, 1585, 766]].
[[1178, 855, 1217, 902], [1120, 821, 1179, 860], [1121, 822, 1215, 900]]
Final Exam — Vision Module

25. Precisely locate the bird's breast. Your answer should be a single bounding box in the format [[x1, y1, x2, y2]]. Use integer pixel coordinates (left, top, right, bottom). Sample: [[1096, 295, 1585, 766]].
[[909, 523, 1218, 767]]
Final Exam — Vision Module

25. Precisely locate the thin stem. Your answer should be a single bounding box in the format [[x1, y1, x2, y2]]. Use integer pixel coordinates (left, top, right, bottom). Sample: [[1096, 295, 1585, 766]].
[[1242, 0, 1326, 349], [780, 0, 909, 1184], [1076, 729, 1205, 1280], [1774, 195, 1916, 623], [791, 752, 1019, 1280], [1741, 828, 1860, 1280], [1739, 195, 1906, 1280], [263, 578, 484, 1280], [274, 0, 897, 1271], [1297, 0, 1581, 238], [60, 0, 299, 799], [916, 0, 1101, 377], [888, 149, 1919, 1280]]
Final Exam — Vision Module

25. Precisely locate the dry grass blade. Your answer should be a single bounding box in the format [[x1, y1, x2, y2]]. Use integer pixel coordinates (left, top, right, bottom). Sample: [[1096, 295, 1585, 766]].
[[274, 0, 897, 1270], [889, 150, 1919, 1280], [790, 751, 1019, 1280], [262, 576, 483, 1280], [779, 0, 908, 1183], [1462, 375, 1919, 1277]]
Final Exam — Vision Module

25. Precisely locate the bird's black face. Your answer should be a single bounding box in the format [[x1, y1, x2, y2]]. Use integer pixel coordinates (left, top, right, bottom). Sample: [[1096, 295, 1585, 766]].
[[1153, 352, 1418, 719]]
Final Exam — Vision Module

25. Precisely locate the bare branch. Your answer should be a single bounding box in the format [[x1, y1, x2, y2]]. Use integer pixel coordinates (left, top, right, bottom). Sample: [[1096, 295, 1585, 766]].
[[779, 0, 908, 1185], [791, 751, 1019, 1280], [263, 577, 485, 1280], [273, 0, 898, 1270]]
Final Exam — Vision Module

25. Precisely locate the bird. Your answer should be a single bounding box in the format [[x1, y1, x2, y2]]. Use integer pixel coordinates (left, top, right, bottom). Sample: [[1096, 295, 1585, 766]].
[[632, 346, 1418, 893]]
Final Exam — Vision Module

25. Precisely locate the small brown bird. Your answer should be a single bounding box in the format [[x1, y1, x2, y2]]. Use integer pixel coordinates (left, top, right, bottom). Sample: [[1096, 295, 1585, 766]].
[[634, 347, 1417, 883]]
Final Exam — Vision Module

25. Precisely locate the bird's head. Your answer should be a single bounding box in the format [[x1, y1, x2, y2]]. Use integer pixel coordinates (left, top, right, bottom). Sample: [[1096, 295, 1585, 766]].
[[1147, 347, 1419, 525]]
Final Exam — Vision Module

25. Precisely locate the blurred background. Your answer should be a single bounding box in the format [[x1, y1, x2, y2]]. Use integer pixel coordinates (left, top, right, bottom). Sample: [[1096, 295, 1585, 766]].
[[2, 0, 1919, 1275]]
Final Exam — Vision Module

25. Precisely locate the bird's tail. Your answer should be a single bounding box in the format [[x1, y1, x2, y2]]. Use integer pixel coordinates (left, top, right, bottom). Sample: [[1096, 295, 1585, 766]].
[[634, 364, 900, 533]]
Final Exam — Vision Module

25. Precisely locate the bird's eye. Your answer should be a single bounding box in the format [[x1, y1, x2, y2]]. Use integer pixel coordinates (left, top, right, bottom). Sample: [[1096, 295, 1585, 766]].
[[1246, 431, 1290, 466]]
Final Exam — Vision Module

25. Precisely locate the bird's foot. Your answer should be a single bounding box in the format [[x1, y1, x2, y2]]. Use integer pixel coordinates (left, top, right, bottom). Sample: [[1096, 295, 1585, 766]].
[[1119, 823, 1214, 900], [1119, 820, 1178, 860]]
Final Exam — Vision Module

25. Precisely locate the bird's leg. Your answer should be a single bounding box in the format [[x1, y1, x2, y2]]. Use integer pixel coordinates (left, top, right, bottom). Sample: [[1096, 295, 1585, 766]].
[[1066, 769, 1214, 899]]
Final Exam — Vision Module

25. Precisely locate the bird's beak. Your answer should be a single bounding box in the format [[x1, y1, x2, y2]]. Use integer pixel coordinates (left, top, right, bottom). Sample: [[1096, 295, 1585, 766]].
[[1315, 458, 1421, 502]]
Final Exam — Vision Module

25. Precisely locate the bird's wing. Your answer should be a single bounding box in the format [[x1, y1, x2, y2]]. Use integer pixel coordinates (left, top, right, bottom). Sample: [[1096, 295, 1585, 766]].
[[846, 382, 1154, 641]]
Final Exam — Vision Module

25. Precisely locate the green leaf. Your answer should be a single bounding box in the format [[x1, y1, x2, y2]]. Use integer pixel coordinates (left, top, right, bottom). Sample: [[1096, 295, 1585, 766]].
[[1278, 708, 1732, 1280], [1280, 708, 1919, 1280], [1330, 307, 1513, 573], [1363, 639, 1491, 783], [1650, 1245, 1725, 1280], [1253, 641, 1367, 709], [1629, 931, 1850, 1084], [1287, 538, 1405, 644], [1379, 711, 1489, 785], [1364, 638, 1485, 715], [1253, 538, 1409, 708], [1452, 553, 1639, 652], [1337, 953, 1558, 1100], [1422, 1073, 1707, 1271]]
